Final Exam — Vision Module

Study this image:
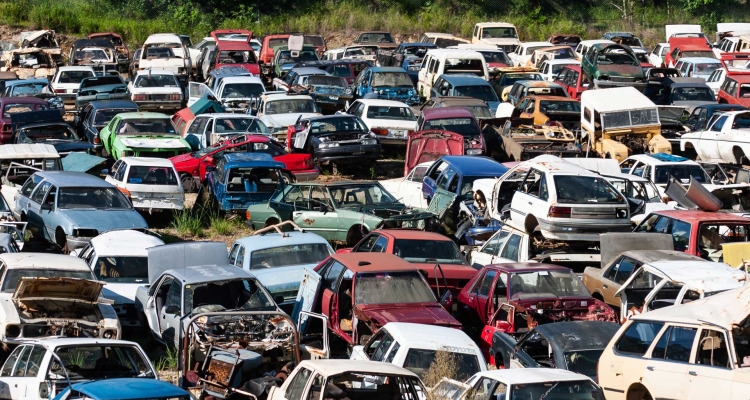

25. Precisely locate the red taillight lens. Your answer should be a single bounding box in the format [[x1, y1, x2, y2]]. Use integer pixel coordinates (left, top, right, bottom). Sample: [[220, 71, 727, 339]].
[[548, 206, 571, 218], [117, 187, 131, 199], [93, 137, 100, 144], [169, 94, 182, 101], [405, 130, 414, 136], [371, 128, 388, 136], [54, 89, 65, 93], [132, 94, 146, 101]]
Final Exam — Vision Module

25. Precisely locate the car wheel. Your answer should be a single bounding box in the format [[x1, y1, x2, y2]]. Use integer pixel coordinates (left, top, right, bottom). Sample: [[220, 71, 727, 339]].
[[281, 172, 294, 184], [55, 228, 70, 254], [180, 174, 196, 192], [346, 225, 368, 246]]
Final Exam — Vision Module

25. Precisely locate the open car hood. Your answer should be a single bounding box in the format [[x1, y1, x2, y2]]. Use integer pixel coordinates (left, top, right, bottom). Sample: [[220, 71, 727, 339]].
[[12, 277, 104, 303], [600, 233, 674, 268], [665, 176, 723, 211], [405, 130, 464, 176]]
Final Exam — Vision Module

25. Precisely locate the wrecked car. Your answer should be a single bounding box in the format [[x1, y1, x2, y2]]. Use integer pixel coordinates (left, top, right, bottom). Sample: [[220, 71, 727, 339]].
[[514, 95, 581, 131], [490, 117, 580, 162], [581, 87, 671, 162], [272, 45, 320, 80], [88, 32, 129, 70], [105, 157, 185, 213], [68, 39, 118, 75], [430, 74, 500, 114], [253, 93, 322, 141], [456, 263, 616, 349], [352, 31, 398, 50], [681, 103, 746, 132], [99, 112, 191, 159], [403, 128, 464, 176], [0, 253, 120, 341], [581, 43, 646, 90], [471, 22, 521, 53], [0, 143, 61, 207], [554, 65, 590, 100], [646, 76, 716, 107], [490, 320, 619, 380], [380, 161, 434, 209], [11, 110, 93, 156], [420, 96, 496, 120], [418, 107, 485, 156], [138, 34, 192, 84], [74, 100, 140, 154], [3, 78, 63, 113], [422, 155, 508, 214], [376, 42, 437, 77], [208, 29, 260, 76], [290, 75, 352, 114], [681, 110, 750, 165], [0, 48, 57, 80], [505, 80, 568, 106], [295, 252, 460, 355], [20, 30, 63, 66], [353, 66, 419, 106], [128, 70, 183, 114], [344, 99, 417, 146], [489, 67, 543, 100], [287, 114, 381, 167]]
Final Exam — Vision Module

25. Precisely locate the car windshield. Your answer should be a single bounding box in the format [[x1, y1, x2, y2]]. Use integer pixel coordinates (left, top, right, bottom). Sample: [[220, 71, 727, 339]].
[[698, 223, 750, 261], [11, 83, 52, 96], [539, 100, 581, 113], [551, 63, 578, 74], [527, 86, 566, 97], [127, 165, 179, 185], [59, 70, 94, 84], [444, 59, 485, 77], [306, 76, 347, 87], [479, 51, 511, 65], [635, 52, 649, 63], [423, 117, 480, 137], [393, 239, 465, 264], [482, 27, 518, 39], [307, 117, 369, 135], [268, 39, 287, 49], [278, 50, 319, 64], [216, 118, 269, 134], [1, 269, 93, 293], [57, 187, 133, 210], [80, 76, 123, 88], [249, 243, 332, 269], [264, 99, 316, 114], [18, 125, 80, 142], [403, 349, 480, 380], [654, 164, 709, 184], [218, 50, 256, 63], [93, 108, 137, 125], [51, 345, 155, 380], [185, 278, 274, 313], [510, 380, 601, 399], [359, 33, 394, 43], [509, 270, 590, 300], [366, 106, 416, 121], [672, 87, 715, 102], [133, 74, 179, 88], [695, 63, 720, 74], [371, 72, 413, 87], [115, 119, 176, 135], [91, 256, 148, 283], [501, 73, 542, 86], [564, 349, 604, 378], [683, 51, 715, 58], [459, 104, 494, 119], [608, 179, 661, 202], [327, 183, 397, 206], [554, 175, 625, 203], [355, 271, 436, 304], [304, 36, 325, 46], [454, 85, 499, 102], [221, 83, 265, 98], [599, 50, 639, 66]]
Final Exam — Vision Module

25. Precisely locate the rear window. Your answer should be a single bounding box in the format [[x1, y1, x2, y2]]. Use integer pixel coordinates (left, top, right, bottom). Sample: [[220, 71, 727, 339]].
[[403, 349, 480, 380], [444, 59, 484, 77], [615, 321, 664, 356], [126, 165, 178, 185], [554, 175, 624, 204], [59, 70, 94, 84]]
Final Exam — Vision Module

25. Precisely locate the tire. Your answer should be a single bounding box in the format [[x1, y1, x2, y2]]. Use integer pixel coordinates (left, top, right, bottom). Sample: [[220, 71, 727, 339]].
[[180, 174, 196, 192], [281, 172, 294, 184], [55, 228, 69, 254]]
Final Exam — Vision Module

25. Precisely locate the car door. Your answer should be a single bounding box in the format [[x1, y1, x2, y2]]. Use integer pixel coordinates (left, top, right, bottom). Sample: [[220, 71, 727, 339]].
[[643, 324, 697, 400], [600, 255, 641, 306], [466, 268, 497, 326], [25, 181, 52, 238], [187, 82, 215, 107], [185, 116, 211, 149], [422, 162, 449, 201], [509, 168, 546, 230], [0, 344, 44, 400], [15, 175, 43, 220], [470, 230, 510, 267], [689, 327, 733, 399], [159, 278, 183, 347], [291, 186, 340, 241], [699, 114, 727, 161]]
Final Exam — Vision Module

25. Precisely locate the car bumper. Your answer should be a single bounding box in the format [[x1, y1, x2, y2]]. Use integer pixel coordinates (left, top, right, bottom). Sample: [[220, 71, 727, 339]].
[[66, 235, 94, 250], [538, 218, 632, 241], [315, 144, 381, 163], [132, 198, 184, 212], [377, 136, 408, 145], [292, 168, 320, 182], [58, 93, 77, 102], [136, 101, 183, 112]]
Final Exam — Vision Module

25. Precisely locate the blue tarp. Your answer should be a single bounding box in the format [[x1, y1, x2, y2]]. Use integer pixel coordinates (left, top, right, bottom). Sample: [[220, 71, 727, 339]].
[[61, 152, 106, 172], [188, 94, 225, 114]]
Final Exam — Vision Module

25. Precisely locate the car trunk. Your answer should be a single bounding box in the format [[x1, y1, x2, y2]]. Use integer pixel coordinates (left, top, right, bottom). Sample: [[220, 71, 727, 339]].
[[405, 130, 464, 175]]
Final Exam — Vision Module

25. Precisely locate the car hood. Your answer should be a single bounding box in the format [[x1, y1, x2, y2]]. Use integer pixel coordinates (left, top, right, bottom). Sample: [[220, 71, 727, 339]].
[[49, 141, 95, 152], [13, 277, 104, 303], [262, 113, 321, 128], [169, 152, 200, 168], [58, 209, 148, 231], [595, 64, 644, 78], [355, 303, 460, 327], [117, 137, 190, 149]]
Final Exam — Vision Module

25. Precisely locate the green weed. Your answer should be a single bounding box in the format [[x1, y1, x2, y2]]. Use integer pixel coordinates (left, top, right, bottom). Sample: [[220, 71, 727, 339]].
[[210, 213, 240, 236], [170, 208, 206, 237], [153, 346, 178, 371]]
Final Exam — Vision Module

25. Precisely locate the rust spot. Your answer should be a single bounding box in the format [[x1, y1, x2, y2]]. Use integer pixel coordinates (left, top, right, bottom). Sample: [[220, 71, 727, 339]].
[[302, 218, 315, 225]]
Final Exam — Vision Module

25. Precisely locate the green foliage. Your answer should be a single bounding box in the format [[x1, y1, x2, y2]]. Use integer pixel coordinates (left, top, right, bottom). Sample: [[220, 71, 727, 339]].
[[154, 346, 178, 371], [209, 212, 241, 236], [171, 208, 206, 237]]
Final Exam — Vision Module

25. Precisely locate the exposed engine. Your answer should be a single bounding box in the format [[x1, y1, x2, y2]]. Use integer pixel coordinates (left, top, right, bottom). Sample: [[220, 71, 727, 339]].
[[12, 300, 107, 338], [509, 300, 617, 334]]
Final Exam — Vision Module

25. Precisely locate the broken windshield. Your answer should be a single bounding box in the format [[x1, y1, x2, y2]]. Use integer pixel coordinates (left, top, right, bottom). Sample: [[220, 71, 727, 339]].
[[510, 380, 601, 399], [185, 278, 274, 313], [371, 72, 413, 87], [509, 270, 590, 300], [51, 344, 155, 380], [355, 271, 436, 304]]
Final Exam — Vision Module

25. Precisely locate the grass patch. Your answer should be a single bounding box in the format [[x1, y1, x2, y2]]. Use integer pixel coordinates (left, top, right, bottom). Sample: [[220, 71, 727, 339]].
[[209, 213, 242, 236], [170, 208, 206, 238], [153, 346, 178, 372], [423, 351, 460, 396]]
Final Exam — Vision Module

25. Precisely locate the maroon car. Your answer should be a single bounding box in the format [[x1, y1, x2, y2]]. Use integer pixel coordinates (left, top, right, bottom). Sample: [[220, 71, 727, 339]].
[[305, 253, 460, 351], [0, 97, 50, 143], [457, 263, 616, 356], [417, 107, 485, 156]]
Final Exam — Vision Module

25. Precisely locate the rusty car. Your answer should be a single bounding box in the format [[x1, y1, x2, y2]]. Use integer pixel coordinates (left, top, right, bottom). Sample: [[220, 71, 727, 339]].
[[580, 43, 646, 91]]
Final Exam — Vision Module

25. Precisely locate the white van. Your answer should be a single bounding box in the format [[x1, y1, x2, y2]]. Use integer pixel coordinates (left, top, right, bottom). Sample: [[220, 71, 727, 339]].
[[417, 49, 488, 100]]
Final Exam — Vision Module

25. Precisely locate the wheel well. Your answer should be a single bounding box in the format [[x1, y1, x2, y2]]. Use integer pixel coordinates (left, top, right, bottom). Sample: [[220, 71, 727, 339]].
[[346, 225, 368, 246], [264, 217, 280, 227], [626, 383, 650, 400], [592, 292, 604, 302], [733, 147, 746, 165], [55, 227, 66, 246], [494, 352, 505, 368], [524, 215, 539, 235]]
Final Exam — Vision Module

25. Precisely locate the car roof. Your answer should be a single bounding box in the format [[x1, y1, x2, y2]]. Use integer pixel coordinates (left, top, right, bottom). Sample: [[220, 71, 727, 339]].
[[331, 253, 420, 273], [439, 156, 508, 175], [626, 153, 698, 165], [525, 95, 577, 101], [290, 67, 329, 75], [517, 155, 600, 175], [0, 253, 90, 271], [234, 231, 331, 249], [677, 57, 721, 63], [521, 41, 554, 47], [34, 171, 114, 187], [544, 59, 581, 66], [71, 378, 188, 399], [262, 93, 313, 101], [580, 87, 655, 111], [298, 359, 419, 378], [560, 65, 582, 73], [422, 106, 474, 119], [532, 321, 620, 352], [632, 285, 750, 327], [637, 261, 746, 293], [205, 113, 260, 119], [16, 337, 145, 349], [355, 99, 410, 107], [0, 96, 48, 105], [6, 79, 48, 86], [471, 368, 594, 385], [0, 143, 59, 159], [475, 22, 516, 27], [221, 152, 283, 167], [373, 230, 454, 241], [485, 262, 572, 273], [702, 103, 747, 112], [90, 230, 164, 256], [87, 100, 139, 110], [115, 112, 171, 120], [578, 39, 614, 46], [650, 209, 750, 223], [400, 42, 437, 47], [381, 322, 479, 352], [437, 75, 491, 85], [515, 80, 564, 89], [144, 33, 183, 44], [219, 76, 264, 84], [620, 249, 704, 263], [166, 264, 255, 283], [119, 157, 176, 167]]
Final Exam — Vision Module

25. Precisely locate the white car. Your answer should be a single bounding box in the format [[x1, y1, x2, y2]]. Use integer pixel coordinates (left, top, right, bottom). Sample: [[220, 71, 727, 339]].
[[0, 338, 157, 400], [255, 93, 322, 140], [138, 33, 191, 81], [431, 368, 601, 400], [379, 161, 433, 209], [50, 66, 95, 103], [647, 42, 670, 66], [0, 253, 121, 341], [680, 109, 750, 165], [508, 41, 553, 67], [619, 153, 731, 195], [343, 99, 417, 145], [185, 113, 270, 148], [705, 66, 730, 95], [128, 69, 183, 113], [105, 157, 184, 212], [188, 75, 266, 112], [351, 322, 486, 380], [73, 229, 165, 328], [538, 59, 580, 81]]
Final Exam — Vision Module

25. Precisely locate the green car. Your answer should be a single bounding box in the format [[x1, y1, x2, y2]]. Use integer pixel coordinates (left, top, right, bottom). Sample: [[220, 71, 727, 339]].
[[246, 181, 408, 245], [99, 112, 191, 159], [580, 42, 646, 90]]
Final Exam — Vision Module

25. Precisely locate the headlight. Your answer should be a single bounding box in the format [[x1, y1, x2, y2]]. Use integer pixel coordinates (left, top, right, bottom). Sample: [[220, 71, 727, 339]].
[[319, 143, 340, 148], [466, 149, 483, 155], [361, 139, 378, 145]]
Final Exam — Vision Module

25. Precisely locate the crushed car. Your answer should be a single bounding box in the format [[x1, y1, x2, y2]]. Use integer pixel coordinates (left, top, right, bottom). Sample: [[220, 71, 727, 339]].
[[0, 48, 57, 80], [88, 32, 129, 70], [489, 116, 580, 162], [67, 38, 119, 75], [581, 42, 647, 90], [20, 30, 63, 67]]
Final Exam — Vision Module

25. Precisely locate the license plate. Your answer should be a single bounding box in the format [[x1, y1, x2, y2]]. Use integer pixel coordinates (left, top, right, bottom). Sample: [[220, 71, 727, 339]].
[[329, 96, 339, 100]]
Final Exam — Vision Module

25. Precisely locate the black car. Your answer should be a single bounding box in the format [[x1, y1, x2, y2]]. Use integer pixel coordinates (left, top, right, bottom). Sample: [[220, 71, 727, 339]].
[[11, 109, 94, 156], [491, 320, 620, 381], [288, 114, 381, 165], [74, 100, 140, 152], [683, 103, 748, 132]]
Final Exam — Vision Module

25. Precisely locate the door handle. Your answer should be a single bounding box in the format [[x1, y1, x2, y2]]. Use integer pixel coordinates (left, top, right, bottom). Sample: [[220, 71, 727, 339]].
[[646, 366, 654, 371], [603, 284, 608, 289], [689, 371, 697, 376]]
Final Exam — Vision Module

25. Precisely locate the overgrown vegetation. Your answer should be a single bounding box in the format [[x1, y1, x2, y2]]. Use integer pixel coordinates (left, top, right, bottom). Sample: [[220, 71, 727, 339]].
[[171, 207, 207, 238], [0, 0, 746, 48], [154, 345, 178, 372], [423, 351, 460, 394]]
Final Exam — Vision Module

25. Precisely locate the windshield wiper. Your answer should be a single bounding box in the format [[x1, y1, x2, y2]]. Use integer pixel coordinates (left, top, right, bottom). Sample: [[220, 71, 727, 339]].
[[539, 381, 560, 400]]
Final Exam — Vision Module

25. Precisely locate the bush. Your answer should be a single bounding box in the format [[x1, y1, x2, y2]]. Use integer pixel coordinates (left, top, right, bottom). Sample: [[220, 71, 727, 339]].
[[171, 208, 205, 237]]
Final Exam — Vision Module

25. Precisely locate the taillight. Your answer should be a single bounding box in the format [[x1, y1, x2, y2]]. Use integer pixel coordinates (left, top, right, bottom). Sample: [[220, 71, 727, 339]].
[[305, 157, 312, 167], [548, 206, 571, 218], [371, 128, 388, 136], [132, 94, 146, 101], [54, 89, 65, 93], [245, 211, 251, 220], [118, 187, 131, 199], [169, 94, 182, 101], [94, 137, 100, 144]]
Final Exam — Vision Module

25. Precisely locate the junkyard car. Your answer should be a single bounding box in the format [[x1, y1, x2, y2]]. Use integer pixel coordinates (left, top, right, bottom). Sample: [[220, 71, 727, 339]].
[[74, 75, 129, 111], [74, 100, 140, 153], [0, 338, 157, 399], [246, 181, 407, 245], [3, 78, 64, 112], [0, 143, 61, 207], [343, 99, 417, 145], [184, 113, 270, 148], [422, 155, 508, 208], [490, 320, 620, 379], [376, 42, 438, 74], [272, 45, 319, 79], [0, 48, 57, 80], [288, 114, 381, 165], [353, 66, 420, 106], [598, 285, 750, 400], [14, 171, 148, 251], [417, 107, 485, 155], [11, 110, 93, 156], [0, 253, 121, 341], [50, 66, 95, 104], [67, 38, 118, 75], [489, 67, 543, 99], [0, 97, 48, 143], [514, 94, 581, 131], [253, 93, 322, 140], [581, 42, 646, 90], [291, 75, 352, 114], [350, 322, 486, 380], [200, 152, 284, 214], [491, 117, 580, 162], [127, 70, 183, 113], [189, 76, 265, 113], [681, 103, 746, 132], [88, 32, 129, 70], [379, 161, 434, 209], [105, 157, 184, 213], [267, 360, 425, 400], [430, 74, 501, 114], [137, 34, 192, 84], [19, 30, 63, 66], [272, 66, 328, 91], [554, 65, 590, 100], [646, 76, 716, 107], [680, 110, 750, 165], [505, 80, 568, 105], [99, 112, 191, 159], [508, 41, 553, 67], [471, 22, 520, 52], [230, 221, 334, 306], [74, 230, 164, 328], [353, 31, 398, 50], [55, 379, 189, 400]]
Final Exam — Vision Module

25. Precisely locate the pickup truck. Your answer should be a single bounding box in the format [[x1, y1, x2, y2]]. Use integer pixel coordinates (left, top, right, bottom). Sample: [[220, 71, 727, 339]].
[[376, 42, 437, 74], [680, 109, 750, 165]]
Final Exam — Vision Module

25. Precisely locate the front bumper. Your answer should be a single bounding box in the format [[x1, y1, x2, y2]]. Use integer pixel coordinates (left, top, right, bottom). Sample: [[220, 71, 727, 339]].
[[292, 168, 320, 182], [136, 101, 183, 112], [66, 235, 95, 250], [538, 218, 631, 242], [315, 144, 381, 163]]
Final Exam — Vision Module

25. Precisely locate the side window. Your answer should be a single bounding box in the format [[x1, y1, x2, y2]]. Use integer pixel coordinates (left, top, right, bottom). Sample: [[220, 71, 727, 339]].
[[520, 169, 543, 197], [322, 261, 345, 292], [285, 367, 312, 400], [694, 329, 731, 368], [476, 270, 497, 297], [43, 185, 57, 206], [605, 256, 640, 284], [384, 341, 400, 363], [468, 377, 505, 400], [653, 326, 697, 363], [355, 235, 379, 252], [20, 175, 42, 197], [10, 345, 32, 377], [711, 115, 728, 132], [670, 219, 691, 252], [187, 117, 209, 135], [30, 181, 51, 204], [614, 321, 664, 356], [114, 161, 127, 182], [165, 280, 182, 313], [0, 345, 24, 376], [370, 236, 388, 253], [481, 231, 510, 256], [363, 329, 387, 359], [109, 160, 122, 178], [435, 168, 456, 190], [371, 331, 395, 362], [19, 346, 44, 377], [499, 234, 522, 262]]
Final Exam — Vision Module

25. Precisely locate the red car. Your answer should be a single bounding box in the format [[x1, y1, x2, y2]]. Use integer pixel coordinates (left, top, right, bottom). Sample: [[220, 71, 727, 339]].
[[418, 107, 484, 156], [664, 37, 714, 68], [717, 53, 750, 107], [259, 34, 291, 68], [634, 210, 750, 259], [303, 253, 461, 350], [0, 97, 50, 144], [456, 263, 616, 362], [554, 65, 588, 100], [210, 29, 260, 76], [346, 230, 479, 296], [169, 134, 318, 191]]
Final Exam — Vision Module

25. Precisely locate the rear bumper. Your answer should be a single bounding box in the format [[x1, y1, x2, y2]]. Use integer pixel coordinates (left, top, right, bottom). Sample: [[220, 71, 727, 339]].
[[292, 168, 320, 182], [315, 144, 382, 163], [136, 101, 183, 112], [538, 218, 632, 241], [132, 198, 185, 212]]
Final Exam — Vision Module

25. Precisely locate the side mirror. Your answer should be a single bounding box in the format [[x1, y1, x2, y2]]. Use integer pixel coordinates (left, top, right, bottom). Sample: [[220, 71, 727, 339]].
[[164, 305, 180, 315], [439, 290, 454, 309], [40, 203, 53, 211], [101, 169, 109, 176]]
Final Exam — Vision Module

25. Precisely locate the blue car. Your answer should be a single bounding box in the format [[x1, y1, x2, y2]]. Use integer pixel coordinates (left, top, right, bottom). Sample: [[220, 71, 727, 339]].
[[431, 74, 501, 114], [353, 66, 420, 105], [54, 378, 190, 400], [2, 78, 64, 113], [202, 152, 285, 214], [13, 171, 148, 251], [422, 155, 509, 203]]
